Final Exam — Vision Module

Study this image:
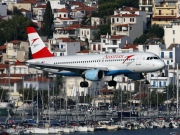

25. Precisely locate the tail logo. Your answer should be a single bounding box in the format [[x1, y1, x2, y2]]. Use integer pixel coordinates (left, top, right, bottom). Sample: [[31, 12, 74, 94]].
[[31, 38, 39, 48]]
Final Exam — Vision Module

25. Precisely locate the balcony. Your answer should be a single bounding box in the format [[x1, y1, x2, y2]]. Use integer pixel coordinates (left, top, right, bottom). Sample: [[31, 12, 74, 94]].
[[155, 13, 177, 16], [155, 5, 176, 8], [51, 48, 66, 52], [7, 55, 16, 59]]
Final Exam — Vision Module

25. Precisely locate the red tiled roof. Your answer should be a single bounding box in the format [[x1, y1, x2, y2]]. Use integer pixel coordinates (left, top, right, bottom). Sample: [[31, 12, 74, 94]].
[[66, 24, 82, 28], [111, 14, 139, 17], [34, 4, 46, 8], [0, 78, 22, 84], [18, 0, 36, 4], [19, 8, 31, 12], [56, 38, 76, 42], [101, 35, 125, 39], [57, 17, 73, 20], [124, 7, 139, 12], [58, 8, 69, 13], [9, 40, 21, 44], [77, 50, 89, 53], [100, 89, 109, 93], [0, 64, 8, 69], [122, 44, 138, 50], [0, 45, 6, 50], [0, 74, 28, 77], [133, 92, 148, 100], [26, 77, 50, 82], [75, 6, 97, 11], [168, 43, 179, 49]]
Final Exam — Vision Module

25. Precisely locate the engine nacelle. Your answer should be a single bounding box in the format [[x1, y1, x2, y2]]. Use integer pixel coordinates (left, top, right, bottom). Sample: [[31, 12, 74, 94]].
[[84, 69, 104, 81], [124, 73, 144, 80]]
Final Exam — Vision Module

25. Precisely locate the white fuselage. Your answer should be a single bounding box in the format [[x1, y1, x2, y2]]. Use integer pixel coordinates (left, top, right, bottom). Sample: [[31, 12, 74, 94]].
[[27, 52, 165, 76]]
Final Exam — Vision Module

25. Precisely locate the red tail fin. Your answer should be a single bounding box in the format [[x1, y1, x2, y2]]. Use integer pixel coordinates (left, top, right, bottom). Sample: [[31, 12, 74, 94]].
[[26, 27, 53, 59]]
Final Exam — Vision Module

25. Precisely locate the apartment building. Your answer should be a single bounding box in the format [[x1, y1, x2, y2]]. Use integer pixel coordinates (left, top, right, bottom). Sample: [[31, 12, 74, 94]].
[[164, 20, 180, 48], [49, 37, 80, 56], [139, 0, 153, 28], [111, 14, 143, 42], [5, 40, 29, 64], [54, 8, 79, 29], [115, 7, 147, 31], [0, 2, 7, 16], [101, 34, 133, 53], [152, 0, 178, 26]]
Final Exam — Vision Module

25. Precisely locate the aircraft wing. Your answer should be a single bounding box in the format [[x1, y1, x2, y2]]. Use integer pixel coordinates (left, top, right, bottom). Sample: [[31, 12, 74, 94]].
[[27, 62, 109, 74]]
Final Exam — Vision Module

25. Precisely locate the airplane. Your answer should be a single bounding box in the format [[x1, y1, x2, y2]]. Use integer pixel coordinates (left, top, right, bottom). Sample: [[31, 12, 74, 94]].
[[26, 27, 165, 88]]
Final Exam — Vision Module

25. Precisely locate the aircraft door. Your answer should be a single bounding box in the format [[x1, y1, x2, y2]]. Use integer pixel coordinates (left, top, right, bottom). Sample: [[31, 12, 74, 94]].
[[136, 55, 141, 65]]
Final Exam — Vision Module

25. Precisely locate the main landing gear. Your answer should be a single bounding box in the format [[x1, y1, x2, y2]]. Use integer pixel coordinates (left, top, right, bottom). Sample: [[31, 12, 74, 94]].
[[108, 75, 117, 87], [80, 79, 89, 88], [80, 76, 117, 88], [108, 80, 117, 87]]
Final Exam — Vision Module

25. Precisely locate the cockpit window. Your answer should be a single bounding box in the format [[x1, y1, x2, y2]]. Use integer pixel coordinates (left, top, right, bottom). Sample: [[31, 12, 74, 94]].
[[147, 56, 159, 60]]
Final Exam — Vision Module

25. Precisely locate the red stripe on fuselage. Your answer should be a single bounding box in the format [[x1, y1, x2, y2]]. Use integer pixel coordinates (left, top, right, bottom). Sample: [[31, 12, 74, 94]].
[[32, 47, 53, 59]]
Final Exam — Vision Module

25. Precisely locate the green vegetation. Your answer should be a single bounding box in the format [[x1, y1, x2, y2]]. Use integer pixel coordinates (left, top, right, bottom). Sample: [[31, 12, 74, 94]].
[[134, 24, 164, 44], [39, 1, 54, 38], [0, 7, 36, 45]]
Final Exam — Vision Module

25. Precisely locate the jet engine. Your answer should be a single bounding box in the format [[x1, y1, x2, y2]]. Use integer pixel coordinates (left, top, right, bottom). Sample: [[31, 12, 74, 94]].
[[84, 69, 104, 81], [124, 73, 144, 80]]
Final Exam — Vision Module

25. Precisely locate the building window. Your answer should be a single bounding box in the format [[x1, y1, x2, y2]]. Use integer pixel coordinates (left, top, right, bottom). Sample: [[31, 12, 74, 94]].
[[173, 30, 175, 34], [93, 44, 96, 50], [98, 44, 101, 50], [163, 81, 166, 86], [112, 18, 114, 23], [142, 7, 145, 11], [153, 81, 156, 87], [161, 52, 164, 58], [173, 38, 175, 43], [130, 18, 134, 22], [169, 52, 173, 58], [117, 18, 119, 22], [148, 7, 152, 12], [124, 18, 125, 22], [159, 81, 161, 87], [167, 60, 169, 64], [103, 40, 105, 43], [102, 48, 106, 51], [159, 10, 161, 15], [130, 27, 132, 30]]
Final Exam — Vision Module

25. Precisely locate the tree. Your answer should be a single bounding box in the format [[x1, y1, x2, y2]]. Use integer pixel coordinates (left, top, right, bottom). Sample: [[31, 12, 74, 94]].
[[12, 7, 23, 16], [148, 24, 164, 39], [133, 34, 148, 44], [39, 1, 53, 37], [0, 14, 36, 45]]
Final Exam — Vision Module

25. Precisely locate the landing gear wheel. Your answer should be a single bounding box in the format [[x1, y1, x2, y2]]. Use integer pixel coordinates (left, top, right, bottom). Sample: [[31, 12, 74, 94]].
[[80, 81, 89, 87], [108, 80, 117, 87]]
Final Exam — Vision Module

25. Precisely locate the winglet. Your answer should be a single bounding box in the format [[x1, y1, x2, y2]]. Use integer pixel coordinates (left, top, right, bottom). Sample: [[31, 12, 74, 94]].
[[26, 27, 53, 59]]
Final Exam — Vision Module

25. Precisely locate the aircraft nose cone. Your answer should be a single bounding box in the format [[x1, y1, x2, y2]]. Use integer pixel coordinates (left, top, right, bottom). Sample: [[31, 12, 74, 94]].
[[157, 60, 166, 70]]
